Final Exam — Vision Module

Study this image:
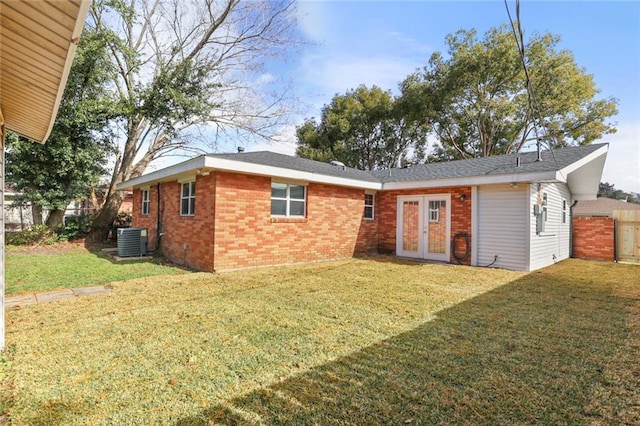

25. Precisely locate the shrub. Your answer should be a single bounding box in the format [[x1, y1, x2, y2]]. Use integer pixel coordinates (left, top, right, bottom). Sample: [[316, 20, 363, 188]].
[[6, 225, 60, 246], [58, 214, 95, 240]]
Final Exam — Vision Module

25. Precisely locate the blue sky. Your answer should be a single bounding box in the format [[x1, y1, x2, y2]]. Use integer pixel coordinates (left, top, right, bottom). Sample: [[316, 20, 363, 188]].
[[248, 0, 640, 193]]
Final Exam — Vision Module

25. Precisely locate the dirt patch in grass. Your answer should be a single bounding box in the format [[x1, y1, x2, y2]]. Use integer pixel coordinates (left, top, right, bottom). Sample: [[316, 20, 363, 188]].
[[3, 258, 638, 424]]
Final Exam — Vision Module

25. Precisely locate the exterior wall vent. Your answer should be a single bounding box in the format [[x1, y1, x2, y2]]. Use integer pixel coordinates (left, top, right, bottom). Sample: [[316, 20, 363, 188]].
[[117, 227, 149, 257]]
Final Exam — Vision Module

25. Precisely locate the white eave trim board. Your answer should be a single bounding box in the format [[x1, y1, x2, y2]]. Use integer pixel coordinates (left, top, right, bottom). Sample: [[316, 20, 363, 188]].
[[117, 156, 207, 190], [381, 171, 560, 191], [118, 156, 382, 190], [201, 157, 381, 190]]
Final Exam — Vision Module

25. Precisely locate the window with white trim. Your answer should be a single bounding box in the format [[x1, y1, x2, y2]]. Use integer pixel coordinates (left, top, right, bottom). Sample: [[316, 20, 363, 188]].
[[141, 189, 150, 215], [364, 193, 374, 219], [271, 182, 306, 217], [562, 199, 567, 223], [180, 181, 195, 216], [428, 200, 441, 222]]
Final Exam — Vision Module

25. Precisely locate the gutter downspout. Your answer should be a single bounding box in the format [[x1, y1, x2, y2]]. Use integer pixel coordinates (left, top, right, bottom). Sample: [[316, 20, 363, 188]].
[[569, 200, 578, 257], [156, 183, 162, 251]]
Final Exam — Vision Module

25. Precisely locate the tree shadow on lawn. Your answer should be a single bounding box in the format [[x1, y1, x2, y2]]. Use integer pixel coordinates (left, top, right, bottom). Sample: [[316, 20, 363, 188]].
[[176, 267, 638, 425]]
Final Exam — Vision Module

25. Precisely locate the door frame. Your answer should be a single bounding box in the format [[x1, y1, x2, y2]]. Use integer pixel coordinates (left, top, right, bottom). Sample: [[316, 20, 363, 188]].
[[396, 194, 451, 261]]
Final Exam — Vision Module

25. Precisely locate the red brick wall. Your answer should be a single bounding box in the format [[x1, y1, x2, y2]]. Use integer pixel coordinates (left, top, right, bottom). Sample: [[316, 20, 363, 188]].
[[377, 186, 472, 264], [132, 174, 216, 271], [131, 186, 159, 249], [572, 216, 615, 261], [212, 172, 377, 271]]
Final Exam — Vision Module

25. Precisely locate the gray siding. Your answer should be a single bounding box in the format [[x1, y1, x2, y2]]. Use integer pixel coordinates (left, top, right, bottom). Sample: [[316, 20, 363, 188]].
[[477, 185, 529, 271], [528, 182, 572, 271]]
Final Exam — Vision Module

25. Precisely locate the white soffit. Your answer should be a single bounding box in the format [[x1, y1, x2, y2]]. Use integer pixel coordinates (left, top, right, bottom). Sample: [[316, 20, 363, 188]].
[[0, 0, 90, 142]]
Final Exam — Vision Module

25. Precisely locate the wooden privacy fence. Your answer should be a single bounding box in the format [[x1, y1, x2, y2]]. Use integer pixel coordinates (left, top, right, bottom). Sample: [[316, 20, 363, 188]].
[[613, 210, 640, 264]]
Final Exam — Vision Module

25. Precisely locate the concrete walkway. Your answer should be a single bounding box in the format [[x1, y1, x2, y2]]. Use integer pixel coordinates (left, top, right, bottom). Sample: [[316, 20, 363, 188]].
[[5, 286, 111, 309]]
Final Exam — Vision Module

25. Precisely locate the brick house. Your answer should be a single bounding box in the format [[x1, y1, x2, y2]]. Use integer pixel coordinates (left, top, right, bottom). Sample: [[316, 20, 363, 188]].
[[118, 143, 608, 272]]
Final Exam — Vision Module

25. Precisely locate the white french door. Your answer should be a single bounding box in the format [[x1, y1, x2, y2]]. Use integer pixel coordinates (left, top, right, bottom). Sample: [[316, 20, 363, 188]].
[[396, 195, 451, 261]]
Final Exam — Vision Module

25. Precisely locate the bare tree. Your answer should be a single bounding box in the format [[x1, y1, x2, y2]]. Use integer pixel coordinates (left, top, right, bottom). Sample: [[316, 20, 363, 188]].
[[88, 0, 298, 237]]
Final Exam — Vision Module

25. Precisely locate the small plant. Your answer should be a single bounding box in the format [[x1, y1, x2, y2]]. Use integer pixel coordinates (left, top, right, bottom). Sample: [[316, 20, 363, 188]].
[[58, 214, 95, 240], [109, 212, 133, 242], [5, 225, 59, 246]]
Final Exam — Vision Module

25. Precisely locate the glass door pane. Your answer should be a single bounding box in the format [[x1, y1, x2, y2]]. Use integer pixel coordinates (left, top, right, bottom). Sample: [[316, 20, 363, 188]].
[[402, 201, 420, 252], [427, 200, 447, 255]]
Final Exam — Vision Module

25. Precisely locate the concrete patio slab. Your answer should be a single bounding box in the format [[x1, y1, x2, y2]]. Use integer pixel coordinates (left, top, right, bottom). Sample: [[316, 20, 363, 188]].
[[35, 289, 75, 303], [72, 286, 112, 297], [5, 285, 113, 309], [5, 294, 37, 309]]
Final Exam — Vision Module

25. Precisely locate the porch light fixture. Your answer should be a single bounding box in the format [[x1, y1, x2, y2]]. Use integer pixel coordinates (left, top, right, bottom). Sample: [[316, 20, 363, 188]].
[[459, 194, 466, 202]]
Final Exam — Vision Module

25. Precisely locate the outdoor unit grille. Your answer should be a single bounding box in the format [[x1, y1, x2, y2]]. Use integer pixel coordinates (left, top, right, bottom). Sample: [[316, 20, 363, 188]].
[[117, 227, 148, 257]]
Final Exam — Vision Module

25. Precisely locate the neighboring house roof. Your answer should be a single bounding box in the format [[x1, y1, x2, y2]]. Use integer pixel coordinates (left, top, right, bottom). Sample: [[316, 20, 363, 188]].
[[573, 197, 640, 217], [118, 143, 608, 200], [0, 0, 90, 142]]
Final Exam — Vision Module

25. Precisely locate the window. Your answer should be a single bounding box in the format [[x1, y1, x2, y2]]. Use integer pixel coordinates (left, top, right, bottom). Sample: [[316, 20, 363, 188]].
[[180, 181, 195, 216], [562, 199, 567, 223], [428, 200, 441, 222], [271, 182, 306, 217], [364, 193, 374, 219], [141, 189, 150, 215]]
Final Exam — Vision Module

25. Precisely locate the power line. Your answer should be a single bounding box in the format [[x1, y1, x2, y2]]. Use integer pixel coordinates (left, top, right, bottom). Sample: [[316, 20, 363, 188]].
[[504, 0, 561, 170]]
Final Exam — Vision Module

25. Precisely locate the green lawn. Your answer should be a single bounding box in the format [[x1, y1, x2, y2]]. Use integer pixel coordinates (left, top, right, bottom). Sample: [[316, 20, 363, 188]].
[[5, 245, 188, 295], [3, 258, 639, 425]]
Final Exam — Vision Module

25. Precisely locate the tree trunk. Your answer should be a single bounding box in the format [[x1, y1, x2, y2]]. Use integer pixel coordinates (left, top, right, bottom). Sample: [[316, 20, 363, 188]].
[[31, 204, 43, 226], [88, 190, 124, 242], [45, 209, 65, 230]]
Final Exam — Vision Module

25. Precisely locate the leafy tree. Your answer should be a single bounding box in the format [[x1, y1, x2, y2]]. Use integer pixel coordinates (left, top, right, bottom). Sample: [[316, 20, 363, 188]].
[[400, 25, 618, 161], [5, 29, 115, 229], [87, 0, 298, 238], [296, 86, 429, 170], [598, 182, 640, 204]]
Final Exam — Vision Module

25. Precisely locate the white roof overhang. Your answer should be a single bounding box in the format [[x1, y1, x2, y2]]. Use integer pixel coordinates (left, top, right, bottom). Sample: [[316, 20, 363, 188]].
[[0, 0, 90, 143], [560, 144, 608, 201], [118, 144, 609, 196], [117, 156, 382, 191]]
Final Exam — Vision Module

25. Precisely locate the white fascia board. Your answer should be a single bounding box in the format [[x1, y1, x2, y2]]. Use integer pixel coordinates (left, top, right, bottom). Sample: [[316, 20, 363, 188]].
[[380, 171, 559, 191], [202, 157, 382, 190], [117, 156, 207, 190], [559, 144, 608, 176]]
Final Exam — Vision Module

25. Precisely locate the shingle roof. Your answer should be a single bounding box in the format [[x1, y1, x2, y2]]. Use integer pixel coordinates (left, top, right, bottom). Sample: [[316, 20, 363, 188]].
[[371, 143, 607, 183], [210, 143, 606, 184], [573, 197, 640, 217], [208, 151, 380, 183]]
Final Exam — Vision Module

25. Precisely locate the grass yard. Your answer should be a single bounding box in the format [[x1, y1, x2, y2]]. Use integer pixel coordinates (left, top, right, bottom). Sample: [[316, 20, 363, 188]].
[[5, 244, 188, 295], [2, 258, 639, 424]]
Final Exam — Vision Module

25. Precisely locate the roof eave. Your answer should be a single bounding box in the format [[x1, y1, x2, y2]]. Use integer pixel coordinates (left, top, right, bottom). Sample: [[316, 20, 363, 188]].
[[380, 171, 560, 190], [117, 155, 382, 191], [39, 0, 91, 143]]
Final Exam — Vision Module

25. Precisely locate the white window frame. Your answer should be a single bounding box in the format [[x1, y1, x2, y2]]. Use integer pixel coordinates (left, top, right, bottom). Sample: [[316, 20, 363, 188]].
[[141, 189, 150, 215], [428, 200, 441, 222], [364, 193, 375, 220], [180, 181, 196, 216], [271, 182, 306, 217]]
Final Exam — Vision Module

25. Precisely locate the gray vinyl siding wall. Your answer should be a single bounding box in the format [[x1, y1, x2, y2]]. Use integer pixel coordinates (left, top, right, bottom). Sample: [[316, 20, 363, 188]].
[[477, 184, 529, 271], [528, 182, 572, 271]]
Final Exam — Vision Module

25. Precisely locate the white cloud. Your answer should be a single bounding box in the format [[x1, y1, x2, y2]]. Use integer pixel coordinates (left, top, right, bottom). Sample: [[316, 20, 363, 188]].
[[247, 124, 297, 156], [300, 53, 421, 99], [601, 121, 640, 193]]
